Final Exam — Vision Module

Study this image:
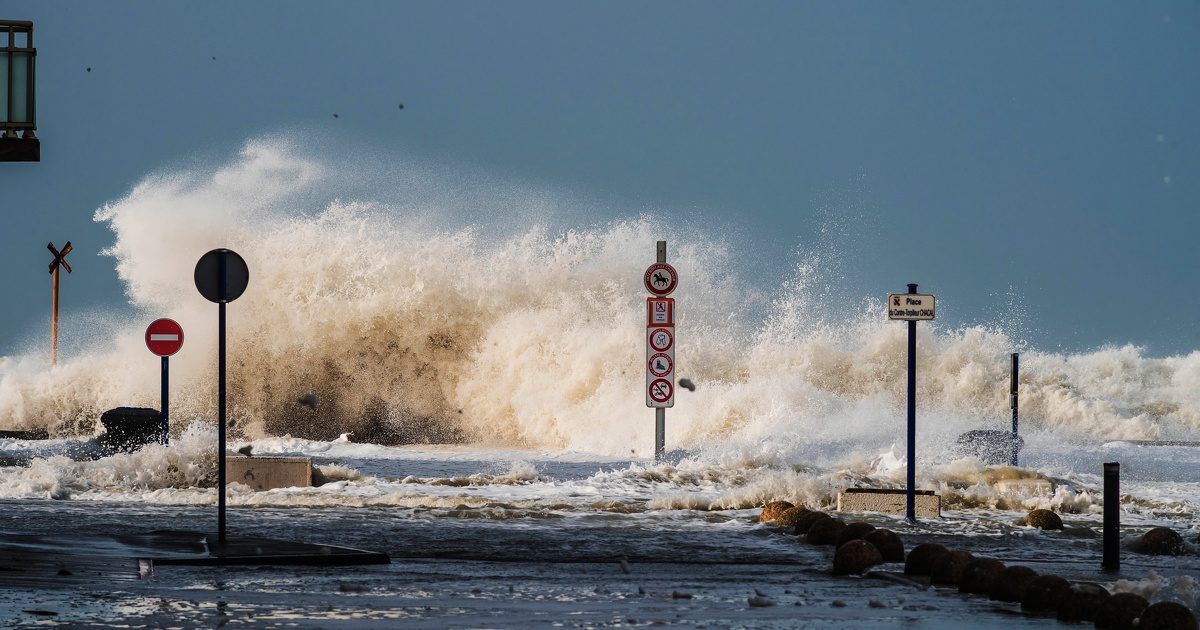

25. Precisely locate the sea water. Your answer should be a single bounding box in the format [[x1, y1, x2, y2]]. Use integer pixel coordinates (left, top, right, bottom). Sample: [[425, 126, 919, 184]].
[[0, 137, 1197, 627]]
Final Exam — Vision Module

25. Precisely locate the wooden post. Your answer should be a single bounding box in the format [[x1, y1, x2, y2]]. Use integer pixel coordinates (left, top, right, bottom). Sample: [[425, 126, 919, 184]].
[[47, 241, 72, 367]]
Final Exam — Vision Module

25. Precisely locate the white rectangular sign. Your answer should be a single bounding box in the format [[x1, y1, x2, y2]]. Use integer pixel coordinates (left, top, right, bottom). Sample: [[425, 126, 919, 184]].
[[887, 294, 936, 320], [646, 326, 675, 408]]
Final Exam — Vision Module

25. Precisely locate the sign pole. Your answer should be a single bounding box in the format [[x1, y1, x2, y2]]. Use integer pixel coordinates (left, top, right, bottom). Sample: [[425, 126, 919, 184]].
[[906, 283, 917, 524], [46, 241, 72, 367], [218, 257, 228, 544], [161, 356, 169, 445], [655, 241, 666, 462], [1010, 352, 1019, 467]]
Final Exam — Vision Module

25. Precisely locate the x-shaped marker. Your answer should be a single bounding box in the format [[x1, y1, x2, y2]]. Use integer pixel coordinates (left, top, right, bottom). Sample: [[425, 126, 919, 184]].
[[48, 241, 72, 274]]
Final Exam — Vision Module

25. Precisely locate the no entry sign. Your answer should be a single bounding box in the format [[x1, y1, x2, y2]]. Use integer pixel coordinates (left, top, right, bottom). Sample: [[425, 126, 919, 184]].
[[145, 318, 184, 356]]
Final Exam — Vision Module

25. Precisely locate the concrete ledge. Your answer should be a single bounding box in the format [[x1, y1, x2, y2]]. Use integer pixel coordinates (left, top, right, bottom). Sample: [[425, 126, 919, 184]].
[[837, 488, 941, 518], [226, 456, 312, 491]]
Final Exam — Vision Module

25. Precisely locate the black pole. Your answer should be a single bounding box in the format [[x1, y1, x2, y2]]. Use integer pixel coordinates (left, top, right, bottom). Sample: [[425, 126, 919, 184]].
[[218, 253, 228, 544], [161, 356, 169, 445], [906, 283, 917, 524], [1011, 352, 1019, 466], [655, 240, 666, 462], [1103, 462, 1120, 570]]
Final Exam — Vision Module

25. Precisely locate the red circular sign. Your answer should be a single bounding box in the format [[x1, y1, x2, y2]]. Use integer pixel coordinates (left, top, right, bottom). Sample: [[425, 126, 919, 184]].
[[648, 328, 674, 352], [648, 378, 673, 403], [648, 352, 673, 377], [145, 318, 184, 357], [644, 263, 678, 297]]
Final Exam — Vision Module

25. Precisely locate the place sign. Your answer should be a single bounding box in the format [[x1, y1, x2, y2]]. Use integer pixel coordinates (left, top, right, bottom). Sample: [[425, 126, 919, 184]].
[[887, 293, 936, 321]]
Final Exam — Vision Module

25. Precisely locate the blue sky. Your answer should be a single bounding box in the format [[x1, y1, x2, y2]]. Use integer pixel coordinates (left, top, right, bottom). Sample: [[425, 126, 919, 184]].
[[1, 1, 1197, 356]]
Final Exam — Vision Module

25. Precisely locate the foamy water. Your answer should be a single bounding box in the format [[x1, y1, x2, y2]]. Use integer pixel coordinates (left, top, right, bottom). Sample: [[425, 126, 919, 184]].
[[1, 135, 1200, 542]]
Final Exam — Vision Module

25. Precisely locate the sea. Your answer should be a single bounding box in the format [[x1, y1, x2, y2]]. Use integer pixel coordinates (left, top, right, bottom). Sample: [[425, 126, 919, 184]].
[[0, 139, 1197, 628]]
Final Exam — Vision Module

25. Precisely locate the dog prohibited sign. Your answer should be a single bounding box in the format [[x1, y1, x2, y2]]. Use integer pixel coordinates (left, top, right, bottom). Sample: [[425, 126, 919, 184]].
[[646, 327, 675, 407], [644, 263, 678, 297]]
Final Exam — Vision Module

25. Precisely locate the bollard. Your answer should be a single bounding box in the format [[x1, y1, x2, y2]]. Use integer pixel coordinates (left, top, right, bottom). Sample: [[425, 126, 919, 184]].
[[1103, 462, 1120, 570], [1010, 352, 1019, 466]]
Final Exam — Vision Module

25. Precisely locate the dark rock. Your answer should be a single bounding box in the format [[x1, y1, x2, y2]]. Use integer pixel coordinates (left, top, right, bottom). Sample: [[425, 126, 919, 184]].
[[1056, 582, 1110, 622], [958, 558, 1005, 594], [904, 543, 949, 576], [760, 501, 794, 523], [775, 507, 810, 529], [835, 521, 877, 549], [806, 518, 847, 546], [793, 511, 831, 536], [1094, 592, 1150, 630], [1023, 509, 1063, 530], [1021, 574, 1071, 613], [98, 407, 161, 452], [930, 550, 975, 585], [863, 529, 904, 562], [989, 565, 1038, 602], [1135, 601, 1199, 630], [955, 429, 1023, 465], [833, 540, 883, 576], [1137, 527, 1187, 556]]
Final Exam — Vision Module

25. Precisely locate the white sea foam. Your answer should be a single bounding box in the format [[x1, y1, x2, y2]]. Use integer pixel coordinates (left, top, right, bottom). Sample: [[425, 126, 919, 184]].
[[0, 137, 1199, 518]]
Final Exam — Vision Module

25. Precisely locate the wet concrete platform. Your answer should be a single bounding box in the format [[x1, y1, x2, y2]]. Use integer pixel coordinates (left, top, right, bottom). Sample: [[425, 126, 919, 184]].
[[0, 530, 389, 586]]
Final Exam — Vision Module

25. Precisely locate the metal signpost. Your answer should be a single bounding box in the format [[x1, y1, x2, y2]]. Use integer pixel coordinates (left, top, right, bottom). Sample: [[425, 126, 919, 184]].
[[194, 249, 249, 544], [645, 241, 677, 461], [46, 241, 71, 367], [887, 284, 935, 523], [145, 318, 184, 445]]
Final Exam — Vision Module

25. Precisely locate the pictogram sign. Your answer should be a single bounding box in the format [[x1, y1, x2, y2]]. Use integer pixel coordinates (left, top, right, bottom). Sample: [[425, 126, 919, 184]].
[[648, 378, 673, 403], [648, 352, 673, 377], [145, 318, 185, 356], [887, 293, 936, 321], [646, 326, 675, 407], [647, 297, 674, 325], [644, 263, 678, 297], [648, 328, 673, 352]]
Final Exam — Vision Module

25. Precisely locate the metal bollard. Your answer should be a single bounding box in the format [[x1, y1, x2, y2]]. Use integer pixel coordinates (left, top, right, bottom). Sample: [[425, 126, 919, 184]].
[[1103, 462, 1120, 570]]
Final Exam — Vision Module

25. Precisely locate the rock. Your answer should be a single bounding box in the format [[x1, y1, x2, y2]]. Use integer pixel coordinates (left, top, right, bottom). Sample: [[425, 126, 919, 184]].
[[958, 558, 1005, 594], [929, 550, 975, 585], [863, 529, 904, 562], [793, 511, 832, 536], [806, 518, 847, 545], [776, 507, 810, 528], [747, 595, 774, 607], [98, 407, 162, 452], [1023, 509, 1064, 530], [833, 540, 884, 576], [1135, 601, 1199, 630], [672, 591, 692, 599], [1021, 574, 1071, 613], [1057, 582, 1110, 622], [989, 565, 1038, 602], [904, 543, 949, 576], [760, 501, 794, 523], [835, 521, 877, 549], [1137, 527, 1187, 556], [1094, 592, 1149, 630]]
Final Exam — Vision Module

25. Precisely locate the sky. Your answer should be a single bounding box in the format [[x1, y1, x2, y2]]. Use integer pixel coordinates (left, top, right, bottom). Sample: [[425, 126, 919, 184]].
[[1, 1, 1197, 358]]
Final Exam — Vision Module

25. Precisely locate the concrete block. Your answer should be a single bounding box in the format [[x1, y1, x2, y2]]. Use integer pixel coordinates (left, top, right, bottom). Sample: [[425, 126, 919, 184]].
[[226, 456, 312, 491], [994, 478, 1054, 496], [837, 488, 940, 518]]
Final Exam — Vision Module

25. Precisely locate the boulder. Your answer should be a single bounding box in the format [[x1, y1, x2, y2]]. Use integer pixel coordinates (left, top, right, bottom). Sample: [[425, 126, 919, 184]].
[[1137, 527, 1187, 556], [760, 500, 794, 523], [1056, 582, 1110, 622], [833, 539, 883, 576], [1023, 509, 1063, 530], [930, 550, 975, 585], [904, 542, 949, 576], [863, 529, 904, 562], [989, 565, 1038, 602], [1094, 592, 1150, 630], [775, 506, 810, 529], [1021, 574, 1071, 613], [98, 407, 162, 452], [793, 511, 832, 536], [835, 521, 877, 549], [958, 558, 1005, 595], [806, 518, 847, 546], [1135, 602, 1199, 630]]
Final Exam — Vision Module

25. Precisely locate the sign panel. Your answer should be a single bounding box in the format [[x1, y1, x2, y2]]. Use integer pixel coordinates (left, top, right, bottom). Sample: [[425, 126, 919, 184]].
[[194, 249, 250, 303], [887, 293, 936, 321], [145, 318, 184, 356], [644, 263, 678, 297], [647, 297, 674, 325], [646, 327, 675, 407]]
